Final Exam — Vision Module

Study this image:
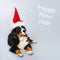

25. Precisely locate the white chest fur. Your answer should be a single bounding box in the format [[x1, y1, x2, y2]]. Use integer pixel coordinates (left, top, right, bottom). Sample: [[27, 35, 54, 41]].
[[18, 37, 29, 49]]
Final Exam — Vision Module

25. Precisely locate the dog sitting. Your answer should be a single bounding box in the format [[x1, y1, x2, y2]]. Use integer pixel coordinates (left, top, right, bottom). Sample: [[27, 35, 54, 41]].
[[8, 25, 36, 57]]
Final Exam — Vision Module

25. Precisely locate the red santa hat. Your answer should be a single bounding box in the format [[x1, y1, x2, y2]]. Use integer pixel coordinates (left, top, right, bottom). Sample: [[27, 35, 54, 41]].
[[13, 7, 24, 27]]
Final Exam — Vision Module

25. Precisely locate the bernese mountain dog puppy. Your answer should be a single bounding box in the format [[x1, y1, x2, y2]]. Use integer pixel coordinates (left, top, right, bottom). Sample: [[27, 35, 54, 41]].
[[8, 26, 36, 57]]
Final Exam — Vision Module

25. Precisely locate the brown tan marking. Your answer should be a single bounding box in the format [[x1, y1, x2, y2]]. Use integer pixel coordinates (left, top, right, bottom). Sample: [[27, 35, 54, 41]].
[[15, 49, 22, 55], [25, 46, 32, 51]]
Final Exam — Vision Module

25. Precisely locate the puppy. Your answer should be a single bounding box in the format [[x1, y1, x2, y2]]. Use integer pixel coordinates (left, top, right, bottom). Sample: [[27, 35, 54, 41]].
[[8, 26, 36, 57]]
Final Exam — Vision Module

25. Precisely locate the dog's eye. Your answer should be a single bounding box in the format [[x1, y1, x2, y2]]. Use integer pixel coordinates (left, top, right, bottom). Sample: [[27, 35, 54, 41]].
[[23, 30, 26, 32]]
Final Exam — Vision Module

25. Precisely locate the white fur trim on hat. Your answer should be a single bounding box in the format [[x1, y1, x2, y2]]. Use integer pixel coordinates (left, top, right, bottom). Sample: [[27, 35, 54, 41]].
[[13, 22, 25, 27]]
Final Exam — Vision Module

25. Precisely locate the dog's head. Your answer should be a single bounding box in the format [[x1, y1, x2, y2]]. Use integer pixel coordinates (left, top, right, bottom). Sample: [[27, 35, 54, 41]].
[[11, 26, 26, 38]]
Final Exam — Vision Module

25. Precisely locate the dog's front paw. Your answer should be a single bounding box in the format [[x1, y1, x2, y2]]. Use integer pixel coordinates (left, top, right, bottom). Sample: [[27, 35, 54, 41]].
[[15, 50, 24, 57], [27, 51, 33, 55], [32, 40, 37, 44], [18, 53, 24, 57]]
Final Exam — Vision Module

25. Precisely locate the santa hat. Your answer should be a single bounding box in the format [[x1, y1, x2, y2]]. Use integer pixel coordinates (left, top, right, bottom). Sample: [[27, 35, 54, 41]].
[[13, 7, 24, 27]]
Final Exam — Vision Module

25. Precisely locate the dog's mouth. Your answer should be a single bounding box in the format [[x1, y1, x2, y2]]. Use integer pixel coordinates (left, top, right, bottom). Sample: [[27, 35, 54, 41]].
[[20, 35, 26, 37], [17, 32, 27, 38]]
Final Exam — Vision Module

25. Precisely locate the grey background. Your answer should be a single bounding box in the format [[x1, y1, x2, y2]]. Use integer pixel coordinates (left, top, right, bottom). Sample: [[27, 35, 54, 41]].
[[0, 0, 60, 60]]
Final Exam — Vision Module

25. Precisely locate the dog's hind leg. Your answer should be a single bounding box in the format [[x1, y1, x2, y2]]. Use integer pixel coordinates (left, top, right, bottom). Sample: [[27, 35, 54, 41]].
[[24, 44, 33, 55], [9, 45, 24, 57]]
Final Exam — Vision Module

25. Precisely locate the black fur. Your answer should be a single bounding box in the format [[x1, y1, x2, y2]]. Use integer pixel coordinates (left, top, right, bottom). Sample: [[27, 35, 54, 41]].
[[8, 26, 20, 47], [8, 26, 32, 54]]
